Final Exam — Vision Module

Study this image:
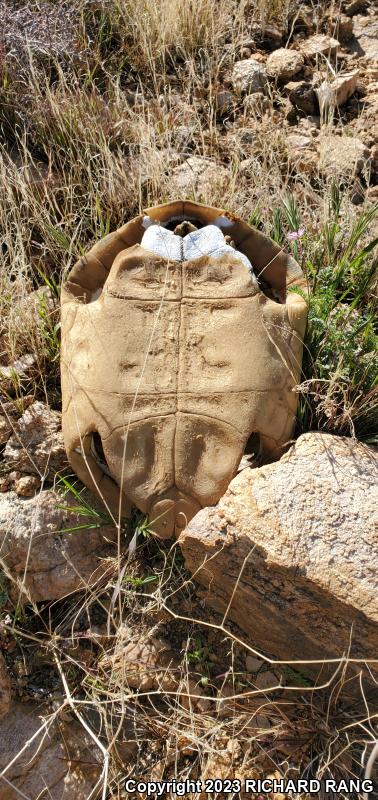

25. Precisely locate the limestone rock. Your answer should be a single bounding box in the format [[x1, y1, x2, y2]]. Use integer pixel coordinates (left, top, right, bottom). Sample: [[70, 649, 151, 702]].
[[315, 69, 359, 110], [0, 489, 117, 602], [286, 80, 317, 114], [286, 133, 318, 174], [170, 156, 229, 199], [318, 134, 370, 177], [0, 703, 102, 799], [3, 401, 66, 479], [352, 15, 378, 61], [231, 58, 268, 94], [179, 433, 378, 668], [299, 34, 340, 59], [266, 48, 304, 82], [0, 654, 11, 721]]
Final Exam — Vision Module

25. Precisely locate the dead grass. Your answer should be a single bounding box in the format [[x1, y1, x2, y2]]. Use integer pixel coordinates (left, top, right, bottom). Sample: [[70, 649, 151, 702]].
[[0, 0, 377, 796]]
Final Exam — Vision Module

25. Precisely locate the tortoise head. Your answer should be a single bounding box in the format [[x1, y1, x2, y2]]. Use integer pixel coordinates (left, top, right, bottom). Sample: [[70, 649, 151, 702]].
[[61, 201, 308, 539]]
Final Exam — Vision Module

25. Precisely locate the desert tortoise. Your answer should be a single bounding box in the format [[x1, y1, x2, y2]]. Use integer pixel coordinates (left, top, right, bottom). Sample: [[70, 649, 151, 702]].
[[61, 200, 308, 538]]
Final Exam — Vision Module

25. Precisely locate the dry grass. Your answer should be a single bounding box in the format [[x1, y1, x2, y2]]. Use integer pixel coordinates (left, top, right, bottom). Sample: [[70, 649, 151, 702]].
[[0, 0, 377, 796]]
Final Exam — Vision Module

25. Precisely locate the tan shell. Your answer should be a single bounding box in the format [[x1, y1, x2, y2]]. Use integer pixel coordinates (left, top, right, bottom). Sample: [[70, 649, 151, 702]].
[[61, 200, 308, 538]]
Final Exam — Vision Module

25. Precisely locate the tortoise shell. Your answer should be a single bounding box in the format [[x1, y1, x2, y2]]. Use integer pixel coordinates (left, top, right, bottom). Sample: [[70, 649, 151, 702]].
[[61, 200, 308, 538]]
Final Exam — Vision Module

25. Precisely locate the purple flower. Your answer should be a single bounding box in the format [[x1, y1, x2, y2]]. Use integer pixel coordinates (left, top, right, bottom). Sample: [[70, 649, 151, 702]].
[[286, 227, 305, 241]]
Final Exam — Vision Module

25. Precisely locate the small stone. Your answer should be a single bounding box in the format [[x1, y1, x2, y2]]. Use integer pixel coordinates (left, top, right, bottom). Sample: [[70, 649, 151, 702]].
[[318, 134, 370, 178], [170, 156, 229, 200], [337, 14, 354, 41], [0, 354, 36, 396], [315, 69, 359, 111], [231, 58, 267, 94], [299, 34, 339, 59], [345, 0, 367, 16], [215, 89, 235, 113], [14, 475, 40, 497], [0, 489, 117, 603], [246, 655, 264, 673], [249, 22, 283, 45], [370, 144, 378, 175], [286, 133, 318, 174], [0, 416, 12, 445], [101, 633, 178, 692], [366, 185, 378, 201], [0, 477, 11, 493], [0, 652, 11, 721], [254, 670, 278, 690], [266, 48, 304, 82], [3, 401, 66, 479], [352, 15, 378, 61], [286, 80, 317, 114]]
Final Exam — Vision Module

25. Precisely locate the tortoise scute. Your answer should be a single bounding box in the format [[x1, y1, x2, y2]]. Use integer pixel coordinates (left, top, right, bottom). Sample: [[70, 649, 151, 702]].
[[61, 201, 308, 539]]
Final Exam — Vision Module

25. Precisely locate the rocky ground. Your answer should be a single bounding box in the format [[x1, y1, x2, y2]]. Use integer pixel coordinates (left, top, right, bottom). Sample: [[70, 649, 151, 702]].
[[0, 0, 377, 797]]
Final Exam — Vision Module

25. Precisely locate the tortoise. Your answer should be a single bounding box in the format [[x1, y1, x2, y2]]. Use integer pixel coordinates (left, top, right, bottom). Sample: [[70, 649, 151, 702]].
[[61, 200, 308, 539]]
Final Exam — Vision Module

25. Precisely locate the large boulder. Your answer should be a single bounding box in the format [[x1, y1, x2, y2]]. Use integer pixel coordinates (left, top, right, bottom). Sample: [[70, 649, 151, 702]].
[[0, 489, 117, 602], [179, 433, 378, 671]]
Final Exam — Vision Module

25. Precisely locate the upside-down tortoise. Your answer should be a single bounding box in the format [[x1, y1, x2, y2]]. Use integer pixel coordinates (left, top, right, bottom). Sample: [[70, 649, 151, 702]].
[[61, 200, 308, 538]]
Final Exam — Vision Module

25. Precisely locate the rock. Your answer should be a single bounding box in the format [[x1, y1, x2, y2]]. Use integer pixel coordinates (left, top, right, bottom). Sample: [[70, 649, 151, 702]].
[[367, 185, 378, 201], [170, 156, 229, 200], [286, 80, 317, 114], [335, 13, 354, 41], [345, 0, 367, 15], [215, 89, 235, 113], [249, 22, 283, 46], [370, 143, 378, 174], [332, 69, 359, 105], [299, 34, 340, 59], [231, 58, 267, 94], [0, 355, 36, 396], [245, 655, 264, 673], [0, 417, 11, 445], [14, 475, 40, 497], [352, 15, 378, 61], [286, 133, 318, 174], [315, 70, 359, 122], [0, 489, 117, 603], [3, 401, 66, 479], [266, 48, 304, 82], [179, 433, 378, 669], [0, 654, 11, 721], [318, 134, 370, 177], [0, 702, 102, 799], [100, 629, 178, 691]]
